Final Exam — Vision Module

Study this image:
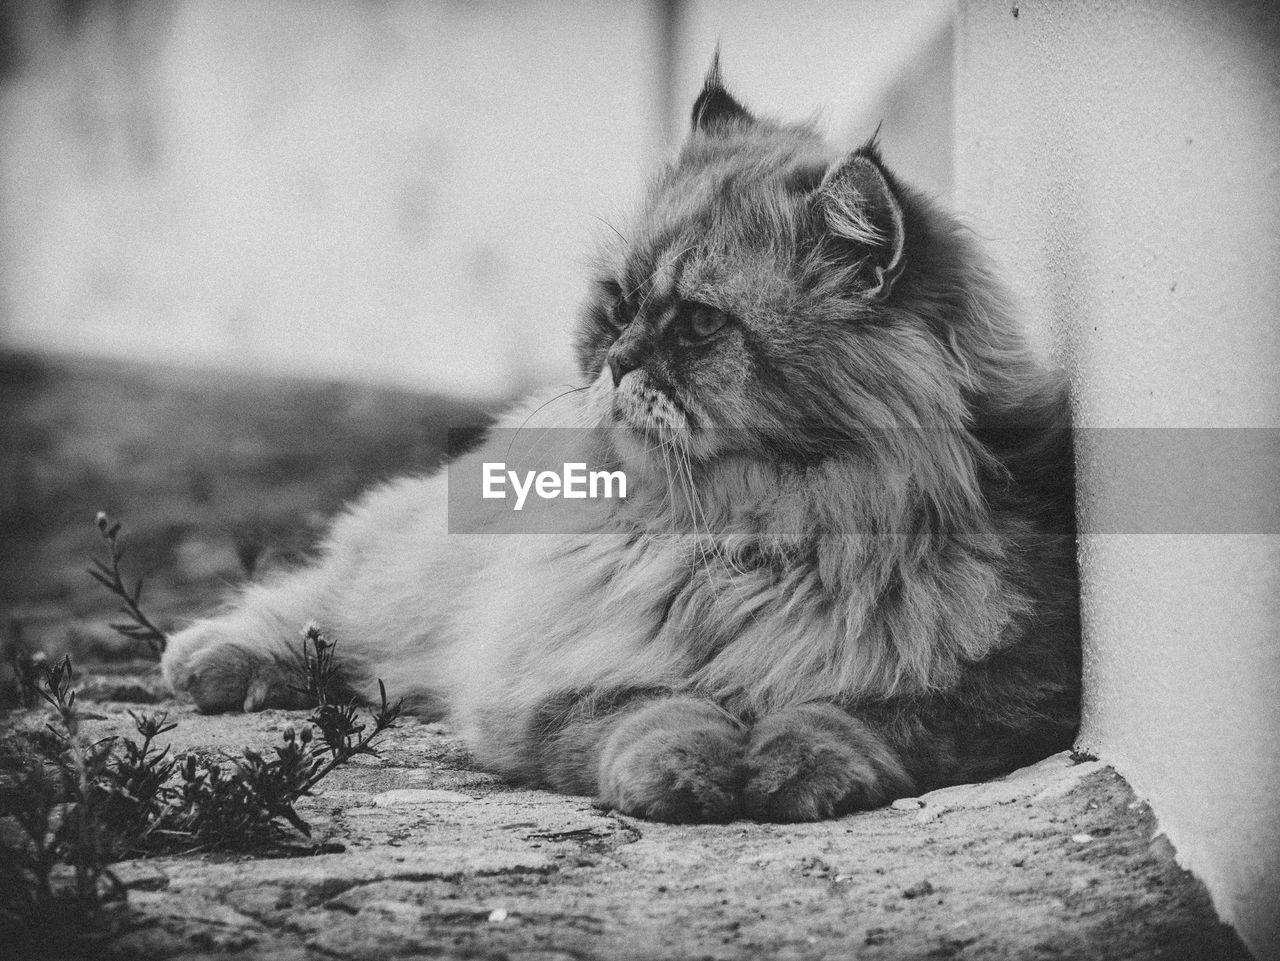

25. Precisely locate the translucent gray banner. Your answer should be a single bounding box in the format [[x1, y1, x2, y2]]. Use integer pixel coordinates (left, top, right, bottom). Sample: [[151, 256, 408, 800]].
[[444, 428, 1280, 535]]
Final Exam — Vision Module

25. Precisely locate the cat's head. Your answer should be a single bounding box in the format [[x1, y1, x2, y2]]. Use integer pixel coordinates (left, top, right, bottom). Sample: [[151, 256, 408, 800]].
[[576, 62, 1038, 469]]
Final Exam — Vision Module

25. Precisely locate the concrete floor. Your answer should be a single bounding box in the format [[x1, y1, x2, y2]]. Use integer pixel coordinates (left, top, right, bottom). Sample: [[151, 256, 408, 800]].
[[4, 698, 1249, 961]]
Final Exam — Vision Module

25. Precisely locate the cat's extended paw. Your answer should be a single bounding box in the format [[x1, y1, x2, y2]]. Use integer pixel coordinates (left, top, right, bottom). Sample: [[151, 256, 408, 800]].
[[596, 698, 746, 824], [163, 621, 302, 713], [742, 705, 913, 823]]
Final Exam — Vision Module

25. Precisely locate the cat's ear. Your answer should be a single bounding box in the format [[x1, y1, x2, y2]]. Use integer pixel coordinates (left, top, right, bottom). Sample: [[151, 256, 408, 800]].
[[815, 142, 906, 301], [691, 50, 752, 134]]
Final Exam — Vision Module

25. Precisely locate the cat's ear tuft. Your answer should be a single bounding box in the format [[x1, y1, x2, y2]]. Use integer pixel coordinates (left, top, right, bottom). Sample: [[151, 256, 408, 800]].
[[691, 49, 752, 134], [815, 144, 906, 301]]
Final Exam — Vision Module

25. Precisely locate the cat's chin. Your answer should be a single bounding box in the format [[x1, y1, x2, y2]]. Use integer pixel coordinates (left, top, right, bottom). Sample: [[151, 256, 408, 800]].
[[608, 422, 674, 471], [606, 420, 731, 478]]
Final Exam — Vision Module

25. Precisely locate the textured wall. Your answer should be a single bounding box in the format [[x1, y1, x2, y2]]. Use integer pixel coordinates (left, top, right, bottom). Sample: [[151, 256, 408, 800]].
[[955, 2, 1280, 958]]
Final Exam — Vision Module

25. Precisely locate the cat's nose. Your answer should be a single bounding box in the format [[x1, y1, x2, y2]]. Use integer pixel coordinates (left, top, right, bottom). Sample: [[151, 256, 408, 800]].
[[607, 348, 642, 387]]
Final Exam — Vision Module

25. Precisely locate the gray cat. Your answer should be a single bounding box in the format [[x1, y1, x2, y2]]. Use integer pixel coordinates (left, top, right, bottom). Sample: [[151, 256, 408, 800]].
[[162, 66, 1080, 823]]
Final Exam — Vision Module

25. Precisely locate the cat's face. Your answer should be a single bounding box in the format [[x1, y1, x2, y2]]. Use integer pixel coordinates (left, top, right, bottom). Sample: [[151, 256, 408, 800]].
[[575, 70, 967, 467]]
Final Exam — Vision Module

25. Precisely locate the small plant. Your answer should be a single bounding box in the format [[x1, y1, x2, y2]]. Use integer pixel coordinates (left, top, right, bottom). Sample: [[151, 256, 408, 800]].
[[157, 628, 402, 847], [87, 512, 168, 658], [0, 655, 128, 952], [292, 623, 404, 772], [8, 632, 47, 710], [293, 623, 341, 706], [1, 628, 402, 950], [288, 625, 404, 826]]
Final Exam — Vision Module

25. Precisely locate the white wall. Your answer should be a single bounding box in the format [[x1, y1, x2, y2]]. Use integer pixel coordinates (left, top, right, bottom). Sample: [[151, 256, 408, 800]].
[[955, 2, 1280, 958]]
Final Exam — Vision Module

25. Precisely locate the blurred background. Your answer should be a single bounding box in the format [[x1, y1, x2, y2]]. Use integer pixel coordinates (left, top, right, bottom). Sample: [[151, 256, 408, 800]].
[[0, 0, 953, 400], [0, 0, 953, 665]]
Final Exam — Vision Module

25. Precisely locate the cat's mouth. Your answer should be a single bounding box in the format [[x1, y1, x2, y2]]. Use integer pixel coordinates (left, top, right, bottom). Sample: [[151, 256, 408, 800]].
[[610, 372, 693, 437], [604, 371, 738, 470]]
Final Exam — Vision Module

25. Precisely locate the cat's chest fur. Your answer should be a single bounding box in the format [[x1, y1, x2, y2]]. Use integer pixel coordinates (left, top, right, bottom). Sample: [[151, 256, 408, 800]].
[[441, 395, 1025, 770], [446, 504, 981, 753]]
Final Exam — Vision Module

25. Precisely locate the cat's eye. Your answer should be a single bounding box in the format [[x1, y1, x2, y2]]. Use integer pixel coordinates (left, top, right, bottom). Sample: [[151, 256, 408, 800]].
[[680, 303, 730, 343], [601, 281, 631, 328]]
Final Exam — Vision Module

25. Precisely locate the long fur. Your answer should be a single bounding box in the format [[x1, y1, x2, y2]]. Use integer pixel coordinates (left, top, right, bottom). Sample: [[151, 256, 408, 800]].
[[162, 75, 1079, 823]]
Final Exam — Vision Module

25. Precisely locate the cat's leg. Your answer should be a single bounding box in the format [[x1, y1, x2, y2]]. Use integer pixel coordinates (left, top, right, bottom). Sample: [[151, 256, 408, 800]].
[[162, 570, 329, 713], [163, 474, 458, 714], [526, 692, 747, 823], [741, 702, 915, 822]]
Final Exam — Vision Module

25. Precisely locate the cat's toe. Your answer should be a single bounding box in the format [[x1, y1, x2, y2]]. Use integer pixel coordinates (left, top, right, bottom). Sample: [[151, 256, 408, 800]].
[[164, 622, 298, 713], [596, 699, 745, 823], [741, 728, 866, 822], [160, 622, 221, 695], [599, 728, 743, 823], [742, 705, 915, 822], [181, 644, 274, 713]]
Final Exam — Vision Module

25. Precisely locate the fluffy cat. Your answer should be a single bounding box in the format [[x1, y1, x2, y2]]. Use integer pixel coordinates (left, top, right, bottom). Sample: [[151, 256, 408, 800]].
[[162, 66, 1080, 824]]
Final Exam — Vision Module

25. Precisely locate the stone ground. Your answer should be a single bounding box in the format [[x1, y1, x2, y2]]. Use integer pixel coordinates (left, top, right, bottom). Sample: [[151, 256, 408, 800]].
[[0, 353, 1257, 960], [5, 696, 1253, 961]]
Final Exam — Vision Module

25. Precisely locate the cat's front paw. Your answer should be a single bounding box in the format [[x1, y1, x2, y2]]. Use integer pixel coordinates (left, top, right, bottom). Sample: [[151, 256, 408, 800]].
[[162, 620, 302, 713], [596, 698, 745, 824], [742, 705, 913, 822]]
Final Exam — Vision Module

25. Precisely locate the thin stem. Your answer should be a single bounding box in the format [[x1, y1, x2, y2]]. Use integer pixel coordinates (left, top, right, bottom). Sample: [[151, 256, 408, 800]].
[[87, 512, 168, 658]]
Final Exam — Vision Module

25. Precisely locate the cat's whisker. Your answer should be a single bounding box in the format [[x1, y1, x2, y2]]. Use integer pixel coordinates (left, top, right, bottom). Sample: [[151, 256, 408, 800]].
[[673, 438, 761, 622], [503, 384, 592, 466], [664, 435, 693, 553], [671, 433, 719, 579], [629, 243, 698, 317], [688, 460, 737, 583], [624, 244, 687, 301], [657, 432, 681, 546], [509, 384, 589, 432], [590, 213, 630, 247]]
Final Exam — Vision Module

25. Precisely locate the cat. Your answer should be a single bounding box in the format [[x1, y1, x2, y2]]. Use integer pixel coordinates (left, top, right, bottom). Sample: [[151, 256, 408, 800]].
[[161, 64, 1080, 824]]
